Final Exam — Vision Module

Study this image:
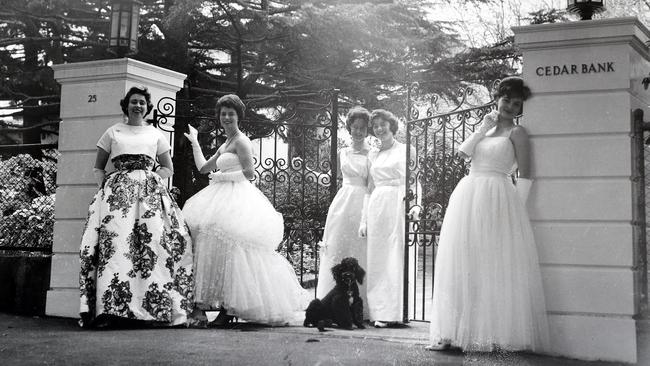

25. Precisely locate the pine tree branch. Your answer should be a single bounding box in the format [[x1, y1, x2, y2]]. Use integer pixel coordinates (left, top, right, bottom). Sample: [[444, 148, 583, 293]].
[[0, 36, 104, 48]]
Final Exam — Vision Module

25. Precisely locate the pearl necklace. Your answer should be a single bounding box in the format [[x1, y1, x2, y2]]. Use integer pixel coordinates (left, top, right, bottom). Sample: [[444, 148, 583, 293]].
[[225, 132, 241, 146]]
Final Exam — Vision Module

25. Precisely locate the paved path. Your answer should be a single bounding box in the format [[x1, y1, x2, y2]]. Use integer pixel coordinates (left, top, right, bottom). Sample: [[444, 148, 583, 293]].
[[0, 312, 644, 365]]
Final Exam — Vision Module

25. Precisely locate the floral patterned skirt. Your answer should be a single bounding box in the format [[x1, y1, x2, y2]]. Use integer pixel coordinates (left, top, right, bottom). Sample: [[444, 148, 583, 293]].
[[79, 154, 194, 326]]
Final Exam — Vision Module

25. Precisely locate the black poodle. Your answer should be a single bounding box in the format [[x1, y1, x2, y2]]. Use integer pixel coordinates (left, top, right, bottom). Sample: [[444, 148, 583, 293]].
[[304, 257, 366, 331]]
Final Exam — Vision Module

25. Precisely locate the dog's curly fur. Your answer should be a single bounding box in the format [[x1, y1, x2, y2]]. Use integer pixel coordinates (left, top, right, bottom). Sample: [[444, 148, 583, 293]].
[[304, 257, 366, 331]]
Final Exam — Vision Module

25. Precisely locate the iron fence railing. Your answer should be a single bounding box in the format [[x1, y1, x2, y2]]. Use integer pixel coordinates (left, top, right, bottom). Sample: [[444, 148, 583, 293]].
[[0, 145, 59, 253]]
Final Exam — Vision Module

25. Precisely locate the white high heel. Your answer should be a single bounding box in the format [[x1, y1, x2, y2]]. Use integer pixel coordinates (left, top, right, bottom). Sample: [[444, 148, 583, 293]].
[[425, 340, 450, 351], [373, 321, 388, 328]]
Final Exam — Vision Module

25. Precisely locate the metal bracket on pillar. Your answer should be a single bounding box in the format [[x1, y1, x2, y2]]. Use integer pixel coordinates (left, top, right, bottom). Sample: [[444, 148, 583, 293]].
[[642, 74, 650, 90]]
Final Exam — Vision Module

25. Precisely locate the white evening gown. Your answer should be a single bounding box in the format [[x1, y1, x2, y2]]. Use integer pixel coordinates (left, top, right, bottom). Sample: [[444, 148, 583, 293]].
[[366, 142, 407, 323], [316, 148, 369, 318], [182, 152, 309, 326], [429, 134, 550, 352]]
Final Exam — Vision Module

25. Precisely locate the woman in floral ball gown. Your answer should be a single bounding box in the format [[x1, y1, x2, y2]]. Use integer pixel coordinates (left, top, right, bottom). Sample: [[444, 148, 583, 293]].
[[79, 86, 194, 328]]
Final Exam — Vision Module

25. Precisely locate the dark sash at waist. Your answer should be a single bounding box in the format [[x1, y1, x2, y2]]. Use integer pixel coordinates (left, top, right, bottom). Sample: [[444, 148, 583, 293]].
[[112, 154, 155, 171]]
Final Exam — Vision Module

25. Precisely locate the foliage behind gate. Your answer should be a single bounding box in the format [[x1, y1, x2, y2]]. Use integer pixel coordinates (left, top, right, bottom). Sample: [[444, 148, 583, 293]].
[[405, 83, 502, 321]]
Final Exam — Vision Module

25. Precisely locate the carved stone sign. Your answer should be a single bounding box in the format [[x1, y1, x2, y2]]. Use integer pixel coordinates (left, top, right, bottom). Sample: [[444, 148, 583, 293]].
[[535, 62, 615, 77]]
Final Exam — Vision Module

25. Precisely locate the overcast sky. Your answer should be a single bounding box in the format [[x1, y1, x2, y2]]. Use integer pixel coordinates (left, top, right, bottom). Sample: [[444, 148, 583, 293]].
[[428, 0, 647, 47]]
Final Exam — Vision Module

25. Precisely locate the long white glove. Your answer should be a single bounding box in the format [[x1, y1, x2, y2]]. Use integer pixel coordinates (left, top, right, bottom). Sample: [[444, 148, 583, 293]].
[[92, 168, 105, 188], [212, 170, 248, 183], [155, 166, 173, 179], [184, 125, 207, 171], [408, 205, 421, 220], [458, 110, 498, 158], [516, 178, 533, 204], [358, 194, 370, 238]]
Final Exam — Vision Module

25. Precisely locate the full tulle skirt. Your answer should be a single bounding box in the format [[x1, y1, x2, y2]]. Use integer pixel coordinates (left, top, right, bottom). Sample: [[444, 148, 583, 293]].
[[183, 180, 310, 325], [429, 173, 550, 352]]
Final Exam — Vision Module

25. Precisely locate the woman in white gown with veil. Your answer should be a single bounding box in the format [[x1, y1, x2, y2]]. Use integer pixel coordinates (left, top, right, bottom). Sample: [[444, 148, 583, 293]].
[[182, 94, 309, 327], [427, 77, 549, 352]]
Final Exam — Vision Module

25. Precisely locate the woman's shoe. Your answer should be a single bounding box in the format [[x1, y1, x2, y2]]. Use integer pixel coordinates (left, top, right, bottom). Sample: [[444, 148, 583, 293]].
[[210, 310, 235, 327], [373, 321, 388, 328], [425, 340, 451, 351], [79, 312, 94, 329]]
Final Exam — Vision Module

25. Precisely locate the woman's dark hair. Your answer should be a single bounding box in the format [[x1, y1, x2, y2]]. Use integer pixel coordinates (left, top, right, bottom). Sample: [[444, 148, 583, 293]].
[[216, 94, 246, 121], [369, 109, 399, 136], [492, 76, 532, 101], [345, 106, 371, 132], [120, 86, 154, 117]]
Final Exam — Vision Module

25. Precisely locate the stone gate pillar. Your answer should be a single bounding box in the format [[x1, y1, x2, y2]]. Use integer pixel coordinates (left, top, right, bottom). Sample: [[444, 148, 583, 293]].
[[513, 17, 650, 363], [46, 58, 186, 318]]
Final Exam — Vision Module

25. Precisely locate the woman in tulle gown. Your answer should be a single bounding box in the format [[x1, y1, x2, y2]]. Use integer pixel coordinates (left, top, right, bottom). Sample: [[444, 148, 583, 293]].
[[182, 94, 309, 327], [359, 109, 409, 328], [427, 77, 549, 352], [316, 107, 370, 317], [79, 86, 194, 328]]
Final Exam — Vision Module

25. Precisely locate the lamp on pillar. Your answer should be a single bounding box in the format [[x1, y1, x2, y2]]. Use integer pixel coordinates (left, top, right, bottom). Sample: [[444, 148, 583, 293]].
[[108, 0, 142, 57], [567, 0, 605, 20]]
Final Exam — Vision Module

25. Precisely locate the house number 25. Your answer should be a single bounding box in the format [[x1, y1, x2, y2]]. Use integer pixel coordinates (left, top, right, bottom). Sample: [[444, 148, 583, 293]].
[[88, 94, 97, 103]]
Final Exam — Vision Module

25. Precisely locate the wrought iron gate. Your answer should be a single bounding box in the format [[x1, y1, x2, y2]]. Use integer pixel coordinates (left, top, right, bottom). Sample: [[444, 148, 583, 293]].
[[0, 122, 59, 253], [152, 90, 339, 286], [404, 85, 497, 321]]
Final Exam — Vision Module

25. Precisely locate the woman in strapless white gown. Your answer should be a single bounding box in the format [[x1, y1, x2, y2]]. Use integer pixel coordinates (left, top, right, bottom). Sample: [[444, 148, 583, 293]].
[[427, 77, 550, 352], [182, 94, 308, 327]]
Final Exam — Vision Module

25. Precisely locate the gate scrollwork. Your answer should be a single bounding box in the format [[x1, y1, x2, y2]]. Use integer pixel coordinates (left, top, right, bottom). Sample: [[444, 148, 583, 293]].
[[153, 90, 339, 287], [405, 82, 500, 321]]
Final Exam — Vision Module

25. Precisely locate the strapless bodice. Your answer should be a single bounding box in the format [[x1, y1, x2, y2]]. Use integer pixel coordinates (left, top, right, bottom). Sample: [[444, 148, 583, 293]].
[[216, 152, 243, 173], [469, 136, 516, 175]]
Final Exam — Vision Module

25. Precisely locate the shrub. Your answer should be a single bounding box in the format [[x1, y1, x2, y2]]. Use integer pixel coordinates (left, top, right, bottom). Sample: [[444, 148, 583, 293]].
[[0, 152, 57, 250]]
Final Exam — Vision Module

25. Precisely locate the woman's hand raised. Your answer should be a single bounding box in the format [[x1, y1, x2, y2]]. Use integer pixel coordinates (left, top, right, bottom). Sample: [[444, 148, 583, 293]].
[[184, 125, 199, 146]]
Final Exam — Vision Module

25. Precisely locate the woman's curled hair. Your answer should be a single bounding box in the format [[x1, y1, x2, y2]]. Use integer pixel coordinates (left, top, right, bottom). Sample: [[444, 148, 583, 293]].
[[492, 76, 532, 101], [120, 86, 154, 117], [345, 106, 371, 133], [216, 94, 246, 121], [369, 109, 399, 136]]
